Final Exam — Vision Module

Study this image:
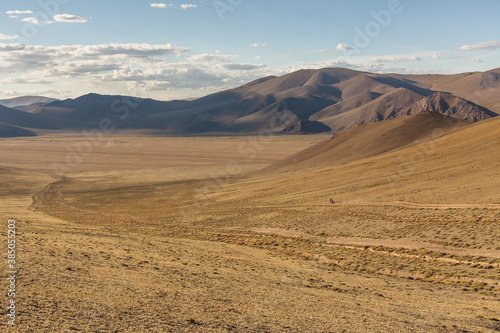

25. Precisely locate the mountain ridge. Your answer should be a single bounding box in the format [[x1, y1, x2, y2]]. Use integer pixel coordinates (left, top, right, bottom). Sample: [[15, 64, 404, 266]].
[[1, 67, 498, 135]]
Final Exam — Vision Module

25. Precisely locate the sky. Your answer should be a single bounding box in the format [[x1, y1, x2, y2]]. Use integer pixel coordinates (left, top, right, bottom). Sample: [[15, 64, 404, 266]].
[[0, 0, 499, 101]]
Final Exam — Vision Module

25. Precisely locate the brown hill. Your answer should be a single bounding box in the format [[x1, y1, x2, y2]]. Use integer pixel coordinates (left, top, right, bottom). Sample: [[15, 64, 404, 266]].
[[267, 111, 468, 171], [215, 112, 499, 207]]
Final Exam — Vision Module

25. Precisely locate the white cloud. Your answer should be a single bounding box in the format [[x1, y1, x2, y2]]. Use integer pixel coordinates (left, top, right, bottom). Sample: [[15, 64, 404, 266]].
[[76, 43, 189, 58], [186, 53, 237, 62], [0, 42, 278, 97], [4, 77, 53, 85], [223, 63, 265, 71], [2, 41, 467, 100], [469, 58, 482, 63], [6, 10, 33, 15], [53, 14, 87, 23], [459, 41, 500, 51], [0, 43, 190, 75], [249, 43, 268, 47], [0, 33, 18, 40], [22, 17, 40, 25], [447, 55, 466, 60], [0, 43, 25, 51], [307, 49, 328, 54], [336, 43, 353, 51], [150, 3, 168, 8], [150, 3, 195, 10], [180, 4, 197, 9], [1, 89, 72, 98], [371, 56, 421, 63], [431, 54, 440, 60], [303, 55, 439, 75], [299, 59, 352, 70]]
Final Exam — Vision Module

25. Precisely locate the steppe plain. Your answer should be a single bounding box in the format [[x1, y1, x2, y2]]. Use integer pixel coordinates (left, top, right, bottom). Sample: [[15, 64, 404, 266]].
[[1, 113, 500, 332]]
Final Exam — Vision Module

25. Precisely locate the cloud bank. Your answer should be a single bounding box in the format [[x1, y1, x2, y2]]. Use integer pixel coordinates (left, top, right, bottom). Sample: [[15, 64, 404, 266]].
[[0, 42, 275, 98], [0, 33, 18, 40], [459, 41, 500, 51]]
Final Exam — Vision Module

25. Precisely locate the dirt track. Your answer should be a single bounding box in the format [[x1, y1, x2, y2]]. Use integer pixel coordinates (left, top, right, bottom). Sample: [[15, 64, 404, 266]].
[[31, 176, 500, 262], [341, 201, 500, 209], [251, 201, 500, 210], [250, 227, 500, 260]]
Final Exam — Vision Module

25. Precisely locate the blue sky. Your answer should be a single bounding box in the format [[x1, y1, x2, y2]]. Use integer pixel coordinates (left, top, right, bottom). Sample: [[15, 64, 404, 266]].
[[0, 0, 499, 100]]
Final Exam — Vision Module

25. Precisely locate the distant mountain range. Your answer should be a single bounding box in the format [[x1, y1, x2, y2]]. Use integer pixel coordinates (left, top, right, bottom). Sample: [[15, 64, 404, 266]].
[[0, 67, 499, 137], [0, 96, 59, 111]]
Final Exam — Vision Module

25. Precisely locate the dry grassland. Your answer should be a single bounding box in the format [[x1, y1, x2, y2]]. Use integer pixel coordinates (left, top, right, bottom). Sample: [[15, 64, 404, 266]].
[[1, 127, 499, 332]]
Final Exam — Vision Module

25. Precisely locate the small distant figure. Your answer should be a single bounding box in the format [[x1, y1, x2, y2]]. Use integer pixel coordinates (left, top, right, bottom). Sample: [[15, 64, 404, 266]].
[[329, 198, 334, 204]]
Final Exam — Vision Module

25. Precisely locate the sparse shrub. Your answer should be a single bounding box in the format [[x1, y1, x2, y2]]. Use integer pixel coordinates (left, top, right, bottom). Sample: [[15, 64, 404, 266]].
[[470, 281, 487, 291]]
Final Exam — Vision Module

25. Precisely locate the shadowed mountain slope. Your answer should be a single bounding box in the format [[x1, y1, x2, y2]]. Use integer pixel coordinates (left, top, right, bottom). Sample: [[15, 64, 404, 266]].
[[0, 123, 37, 137], [0, 104, 59, 129], [267, 112, 469, 171]]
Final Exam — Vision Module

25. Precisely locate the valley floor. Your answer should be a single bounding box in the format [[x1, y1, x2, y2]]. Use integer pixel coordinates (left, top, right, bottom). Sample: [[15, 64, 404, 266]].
[[1, 134, 499, 332]]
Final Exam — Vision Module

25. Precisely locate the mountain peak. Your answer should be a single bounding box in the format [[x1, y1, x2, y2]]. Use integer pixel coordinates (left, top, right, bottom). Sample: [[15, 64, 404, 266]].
[[410, 92, 494, 121]]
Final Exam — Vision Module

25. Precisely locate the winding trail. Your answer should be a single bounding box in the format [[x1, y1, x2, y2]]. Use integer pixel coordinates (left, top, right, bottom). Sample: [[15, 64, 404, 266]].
[[28, 176, 500, 289], [31, 176, 500, 261], [32, 176, 500, 214], [249, 201, 500, 210], [340, 200, 500, 209], [30, 176, 138, 224], [250, 227, 500, 260]]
